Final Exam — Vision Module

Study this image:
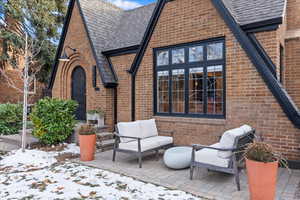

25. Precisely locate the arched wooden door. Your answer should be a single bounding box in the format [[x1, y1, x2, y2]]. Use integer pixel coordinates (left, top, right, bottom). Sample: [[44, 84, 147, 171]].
[[71, 66, 86, 120]]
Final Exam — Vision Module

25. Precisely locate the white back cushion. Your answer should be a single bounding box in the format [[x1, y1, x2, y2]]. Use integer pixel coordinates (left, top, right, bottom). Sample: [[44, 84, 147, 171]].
[[218, 127, 245, 158], [240, 124, 252, 133], [117, 121, 141, 143], [138, 119, 158, 138]]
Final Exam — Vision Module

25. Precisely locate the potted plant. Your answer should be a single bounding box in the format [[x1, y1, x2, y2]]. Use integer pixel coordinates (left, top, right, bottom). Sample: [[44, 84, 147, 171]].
[[243, 141, 288, 200], [78, 124, 96, 161], [86, 108, 105, 127]]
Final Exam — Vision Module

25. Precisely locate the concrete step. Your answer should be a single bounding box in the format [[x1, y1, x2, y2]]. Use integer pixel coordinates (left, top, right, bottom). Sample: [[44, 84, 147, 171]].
[[94, 125, 110, 133], [96, 138, 114, 152], [96, 132, 114, 141]]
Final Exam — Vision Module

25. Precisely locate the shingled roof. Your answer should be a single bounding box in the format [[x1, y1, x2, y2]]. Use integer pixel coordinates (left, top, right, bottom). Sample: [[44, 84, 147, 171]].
[[78, 0, 123, 85], [103, 3, 156, 51], [223, 0, 286, 26], [49, 0, 286, 89], [77, 0, 156, 85]]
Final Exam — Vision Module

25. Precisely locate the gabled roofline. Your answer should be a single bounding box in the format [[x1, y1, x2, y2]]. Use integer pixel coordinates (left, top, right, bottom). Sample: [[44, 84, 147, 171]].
[[211, 0, 300, 128], [128, 0, 300, 128], [76, 0, 117, 88], [128, 0, 166, 75], [48, 0, 118, 91], [48, 0, 76, 91]]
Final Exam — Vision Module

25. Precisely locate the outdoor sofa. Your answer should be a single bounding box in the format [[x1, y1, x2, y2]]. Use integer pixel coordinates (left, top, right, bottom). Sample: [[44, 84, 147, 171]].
[[113, 119, 174, 168], [190, 125, 255, 191]]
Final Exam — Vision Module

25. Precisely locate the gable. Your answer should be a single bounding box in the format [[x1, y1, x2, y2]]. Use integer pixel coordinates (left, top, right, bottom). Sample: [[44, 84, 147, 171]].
[[48, 0, 75, 91], [131, 0, 300, 128]]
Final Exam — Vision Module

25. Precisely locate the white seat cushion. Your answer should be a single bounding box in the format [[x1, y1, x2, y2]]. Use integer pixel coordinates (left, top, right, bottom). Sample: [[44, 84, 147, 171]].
[[195, 143, 230, 168], [138, 119, 159, 138], [118, 136, 173, 152], [117, 121, 141, 143]]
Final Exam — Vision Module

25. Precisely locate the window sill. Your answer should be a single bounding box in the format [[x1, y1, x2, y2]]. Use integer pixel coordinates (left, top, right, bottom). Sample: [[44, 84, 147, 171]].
[[154, 115, 226, 125]]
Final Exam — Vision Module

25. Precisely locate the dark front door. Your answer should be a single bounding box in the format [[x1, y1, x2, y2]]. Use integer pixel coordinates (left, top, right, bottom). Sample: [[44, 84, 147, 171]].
[[71, 66, 86, 120]]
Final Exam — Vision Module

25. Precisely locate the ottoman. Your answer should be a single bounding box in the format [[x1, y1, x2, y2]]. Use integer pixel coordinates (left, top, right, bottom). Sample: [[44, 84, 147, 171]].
[[163, 146, 192, 169]]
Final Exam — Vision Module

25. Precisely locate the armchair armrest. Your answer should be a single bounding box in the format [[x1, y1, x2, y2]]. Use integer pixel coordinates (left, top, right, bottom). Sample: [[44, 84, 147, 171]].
[[192, 144, 237, 152], [114, 133, 142, 140]]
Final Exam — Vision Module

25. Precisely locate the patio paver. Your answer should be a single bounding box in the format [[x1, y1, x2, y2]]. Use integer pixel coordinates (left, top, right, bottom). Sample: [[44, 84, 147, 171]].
[[76, 150, 300, 200]]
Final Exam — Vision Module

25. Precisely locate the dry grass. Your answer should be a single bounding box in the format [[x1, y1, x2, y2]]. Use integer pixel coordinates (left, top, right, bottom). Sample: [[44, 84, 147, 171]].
[[243, 141, 288, 169], [78, 124, 95, 135]]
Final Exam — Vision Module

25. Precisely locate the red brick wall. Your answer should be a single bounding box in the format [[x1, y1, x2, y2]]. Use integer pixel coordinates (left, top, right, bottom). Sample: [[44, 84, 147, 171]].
[[51, 1, 114, 130], [0, 70, 44, 104], [285, 38, 300, 108], [0, 70, 23, 103], [134, 0, 300, 160], [110, 54, 135, 122], [284, 0, 300, 109], [287, 0, 300, 30]]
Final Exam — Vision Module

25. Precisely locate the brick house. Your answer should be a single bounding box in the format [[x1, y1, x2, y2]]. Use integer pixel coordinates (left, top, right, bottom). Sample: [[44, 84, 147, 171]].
[[0, 18, 44, 104], [48, 0, 300, 167]]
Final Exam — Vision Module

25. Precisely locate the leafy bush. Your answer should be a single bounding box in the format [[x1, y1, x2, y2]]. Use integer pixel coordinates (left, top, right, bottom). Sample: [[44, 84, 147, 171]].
[[30, 97, 78, 145], [0, 104, 23, 135]]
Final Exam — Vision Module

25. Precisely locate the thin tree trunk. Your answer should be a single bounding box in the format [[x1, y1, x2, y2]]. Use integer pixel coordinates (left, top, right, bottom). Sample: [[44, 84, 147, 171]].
[[21, 33, 28, 152]]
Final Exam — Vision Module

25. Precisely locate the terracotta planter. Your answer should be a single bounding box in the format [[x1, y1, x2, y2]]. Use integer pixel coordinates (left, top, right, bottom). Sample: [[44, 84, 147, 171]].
[[79, 134, 96, 161], [246, 158, 278, 200]]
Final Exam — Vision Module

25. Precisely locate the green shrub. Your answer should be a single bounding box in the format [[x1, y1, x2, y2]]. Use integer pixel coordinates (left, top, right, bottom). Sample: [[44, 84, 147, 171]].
[[0, 104, 23, 135], [30, 97, 78, 145]]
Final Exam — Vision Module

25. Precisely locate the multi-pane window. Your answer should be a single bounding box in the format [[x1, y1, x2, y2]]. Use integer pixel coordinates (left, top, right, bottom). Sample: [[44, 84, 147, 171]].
[[157, 50, 169, 66], [189, 67, 204, 114], [154, 38, 225, 118], [172, 69, 185, 113], [157, 71, 169, 113]]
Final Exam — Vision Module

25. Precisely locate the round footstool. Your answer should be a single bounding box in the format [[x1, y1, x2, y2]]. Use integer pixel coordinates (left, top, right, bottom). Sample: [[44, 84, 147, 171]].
[[163, 146, 192, 169]]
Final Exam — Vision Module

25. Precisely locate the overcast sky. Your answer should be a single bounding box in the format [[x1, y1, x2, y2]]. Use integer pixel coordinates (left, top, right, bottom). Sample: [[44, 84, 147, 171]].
[[107, 0, 156, 10]]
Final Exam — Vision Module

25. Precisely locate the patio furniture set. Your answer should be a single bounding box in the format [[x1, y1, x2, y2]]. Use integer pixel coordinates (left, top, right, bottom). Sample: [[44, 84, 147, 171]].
[[112, 119, 255, 190]]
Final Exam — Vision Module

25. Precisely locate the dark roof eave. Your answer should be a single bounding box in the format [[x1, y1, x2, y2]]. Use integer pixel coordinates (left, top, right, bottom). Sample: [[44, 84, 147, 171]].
[[77, 0, 118, 87], [102, 45, 140, 57], [129, 0, 166, 74], [48, 0, 76, 90], [104, 82, 118, 88], [240, 17, 282, 32]]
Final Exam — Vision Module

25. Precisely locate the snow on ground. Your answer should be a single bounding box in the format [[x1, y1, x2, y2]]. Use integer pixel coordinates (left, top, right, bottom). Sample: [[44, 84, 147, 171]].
[[0, 143, 80, 173], [0, 145, 201, 200]]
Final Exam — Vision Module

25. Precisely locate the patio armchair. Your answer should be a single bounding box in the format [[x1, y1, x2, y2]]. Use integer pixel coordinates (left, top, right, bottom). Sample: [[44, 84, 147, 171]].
[[190, 125, 255, 191], [113, 119, 174, 168]]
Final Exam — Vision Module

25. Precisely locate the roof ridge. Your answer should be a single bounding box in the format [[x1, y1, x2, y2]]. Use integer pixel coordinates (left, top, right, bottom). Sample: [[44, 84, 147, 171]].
[[125, 2, 156, 12], [101, 0, 124, 11]]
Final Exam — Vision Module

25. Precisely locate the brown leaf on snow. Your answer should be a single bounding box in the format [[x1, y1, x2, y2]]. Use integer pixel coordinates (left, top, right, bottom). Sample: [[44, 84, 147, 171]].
[[56, 186, 64, 190]]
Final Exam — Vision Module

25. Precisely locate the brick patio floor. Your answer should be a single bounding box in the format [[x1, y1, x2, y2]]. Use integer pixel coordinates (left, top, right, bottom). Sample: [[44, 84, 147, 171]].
[[77, 150, 300, 200]]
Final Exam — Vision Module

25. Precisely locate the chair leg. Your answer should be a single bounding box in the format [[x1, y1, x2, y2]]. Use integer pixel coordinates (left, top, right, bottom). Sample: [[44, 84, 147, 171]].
[[112, 148, 116, 162], [138, 154, 142, 168], [235, 170, 241, 191], [155, 150, 159, 161], [190, 165, 194, 180]]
